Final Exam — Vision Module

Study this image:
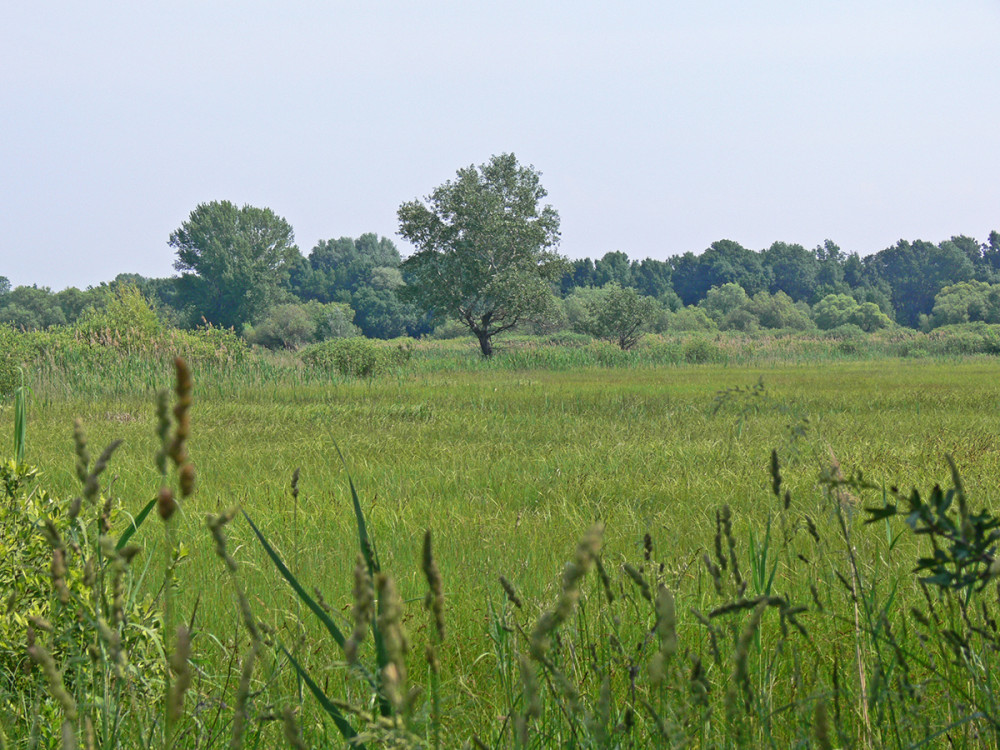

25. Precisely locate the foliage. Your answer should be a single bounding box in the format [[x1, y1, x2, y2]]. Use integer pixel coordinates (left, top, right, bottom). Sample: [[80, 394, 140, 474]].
[[700, 282, 749, 323], [398, 153, 564, 356], [0, 451, 163, 746], [869, 238, 975, 328], [864, 457, 1000, 591], [682, 336, 721, 363], [762, 241, 820, 301], [0, 352, 17, 400], [170, 200, 299, 329], [744, 291, 815, 331], [300, 337, 415, 377], [930, 281, 1000, 327], [580, 282, 659, 350], [74, 283, 162, 345], [672, 239, 772, 305], [668, 305, 717, 332], [293, 233, 403, 300], [924, 323, 1000, 355], [812, 293, 860, 330], [245, 303, 318, 350]]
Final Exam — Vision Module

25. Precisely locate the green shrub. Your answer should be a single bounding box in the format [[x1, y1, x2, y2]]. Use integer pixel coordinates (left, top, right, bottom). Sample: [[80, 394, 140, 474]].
[[0, 355, 17, 400], [683, 336, 720, 364], [431, 319, 473, 339], [74, 284, 161, 346], [0, 456, 164, 744], [301, 337, 415, 377], [822, 323, 866, 341], [246, 304, 317, 349]]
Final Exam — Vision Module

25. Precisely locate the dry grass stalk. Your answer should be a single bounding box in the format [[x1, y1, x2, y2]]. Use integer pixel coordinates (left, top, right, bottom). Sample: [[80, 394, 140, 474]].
[[376, 572, 409, 714], [26, 630, 77, 722], [422, 530, 445, 644], [814, 699, 833, 750], [345, 554, 374, 665], [516, 653, 540, 747], [499, 575, 522, 609], [623, 563, 652, 602], [726, 599, 767, 720], [207, 510, 262, 749], [281, 707, 308, 750], [530, 524, 603, 662], [167, 625, 192, 723], [650, 584, 677, 686]]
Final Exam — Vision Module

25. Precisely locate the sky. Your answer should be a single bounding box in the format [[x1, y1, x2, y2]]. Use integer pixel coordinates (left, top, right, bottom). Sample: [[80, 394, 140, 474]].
[[2, 1, 998, 291]]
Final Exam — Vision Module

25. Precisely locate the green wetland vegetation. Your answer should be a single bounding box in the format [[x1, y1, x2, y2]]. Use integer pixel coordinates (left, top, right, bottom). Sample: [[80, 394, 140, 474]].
[[3, 339, 1000, 748]]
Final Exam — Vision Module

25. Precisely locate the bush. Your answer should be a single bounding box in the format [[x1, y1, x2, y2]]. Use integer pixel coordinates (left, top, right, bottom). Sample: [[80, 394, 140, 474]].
[[812, 293, 859, 330], [74, 284, 161, 347], [822, 323, 866, 341], [683, 336, 720, 364], [537, 332, 593, 347], [246, 304, 317, 350], [669, 306, 717, 332], [301, 337, 415, 377], [925, 323, 1000, 356], [0, 455, 164, 743], [0, 354, 18, 400]]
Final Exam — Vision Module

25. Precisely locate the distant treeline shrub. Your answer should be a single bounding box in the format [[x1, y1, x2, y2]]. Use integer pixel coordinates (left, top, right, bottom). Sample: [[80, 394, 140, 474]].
[[300, 336, 416, 377], [245, 300, 360, 350]]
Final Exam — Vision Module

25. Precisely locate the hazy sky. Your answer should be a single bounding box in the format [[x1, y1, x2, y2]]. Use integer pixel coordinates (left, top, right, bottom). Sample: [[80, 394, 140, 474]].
[[3, 1, 998, 291]]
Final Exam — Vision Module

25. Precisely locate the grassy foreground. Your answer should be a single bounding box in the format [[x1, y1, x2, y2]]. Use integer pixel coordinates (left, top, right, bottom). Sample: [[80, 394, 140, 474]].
[[4, 353, 1000, 747]]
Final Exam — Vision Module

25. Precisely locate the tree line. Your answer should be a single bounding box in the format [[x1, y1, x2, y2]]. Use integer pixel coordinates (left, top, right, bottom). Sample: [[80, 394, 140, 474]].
[[2, 154, 998, 355]]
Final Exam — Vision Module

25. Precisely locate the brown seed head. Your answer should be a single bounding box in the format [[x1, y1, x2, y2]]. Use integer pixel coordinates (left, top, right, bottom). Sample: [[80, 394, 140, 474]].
[[179, 462, 196, 498], [157, 486, 176, 521]]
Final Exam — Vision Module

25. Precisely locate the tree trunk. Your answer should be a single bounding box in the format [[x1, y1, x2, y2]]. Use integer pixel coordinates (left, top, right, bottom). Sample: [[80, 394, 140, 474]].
[[476, 330, 494, 357]]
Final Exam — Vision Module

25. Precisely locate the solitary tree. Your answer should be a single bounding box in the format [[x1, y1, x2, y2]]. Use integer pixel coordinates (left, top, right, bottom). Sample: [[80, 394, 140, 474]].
[[583, 282, 658, 350], [398, 153, 563, 356], [169, 201, 299, 329]]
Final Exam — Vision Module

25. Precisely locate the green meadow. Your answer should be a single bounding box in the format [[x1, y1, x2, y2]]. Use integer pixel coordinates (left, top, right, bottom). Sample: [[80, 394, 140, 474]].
[[5, 348, 1000, 747]]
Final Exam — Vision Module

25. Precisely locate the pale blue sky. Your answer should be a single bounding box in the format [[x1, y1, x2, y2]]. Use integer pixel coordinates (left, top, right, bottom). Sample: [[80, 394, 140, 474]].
[[2, 1, 998, 290]]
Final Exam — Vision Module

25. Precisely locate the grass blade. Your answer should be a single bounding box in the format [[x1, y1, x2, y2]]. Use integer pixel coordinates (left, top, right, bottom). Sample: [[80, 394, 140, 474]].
[[281, 646, 362, 747], [116, 497, 156, 551], [332, 441, 380, 575], [13, 374, 28, 465], [243, 510, 346, 648], [329, 442, 394, 717]]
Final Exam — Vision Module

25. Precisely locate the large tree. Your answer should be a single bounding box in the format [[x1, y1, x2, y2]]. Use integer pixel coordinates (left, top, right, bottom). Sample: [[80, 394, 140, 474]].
[[169, 201, 299, 329], [869, 239, 974, 327], [397, 153, 563, 356]]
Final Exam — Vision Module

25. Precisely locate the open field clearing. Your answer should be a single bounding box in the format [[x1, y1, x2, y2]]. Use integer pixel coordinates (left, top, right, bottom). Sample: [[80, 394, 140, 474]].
[[5, 355, 1000, 746]]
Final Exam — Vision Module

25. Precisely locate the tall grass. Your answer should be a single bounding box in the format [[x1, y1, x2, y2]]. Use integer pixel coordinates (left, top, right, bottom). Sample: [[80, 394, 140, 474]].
[[3, 347, 1000, 746]]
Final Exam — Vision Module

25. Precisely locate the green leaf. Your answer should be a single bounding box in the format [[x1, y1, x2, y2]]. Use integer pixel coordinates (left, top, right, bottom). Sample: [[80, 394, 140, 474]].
[[863, 504, 897, 524], [330, 442, 393, 718], [282, 645, 361, 746], [332, 442, 379, 577], [243, 510, 346, 648], [116, 496, 156, 551]]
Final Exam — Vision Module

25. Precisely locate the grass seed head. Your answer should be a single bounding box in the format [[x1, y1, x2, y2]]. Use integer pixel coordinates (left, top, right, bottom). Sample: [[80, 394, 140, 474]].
[[422, 529, 445, 643], [157, 486, 176, 521], [345, 555, 373, 665], [27, 639, 77, 721], [167, 625, 192, 723], [179, 462, 196, 498], [499, 575, 523, 609]]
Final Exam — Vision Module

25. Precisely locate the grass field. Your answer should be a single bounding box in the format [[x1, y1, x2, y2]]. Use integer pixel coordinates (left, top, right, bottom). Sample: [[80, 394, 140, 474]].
[[5, 351, 1000, 746]]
